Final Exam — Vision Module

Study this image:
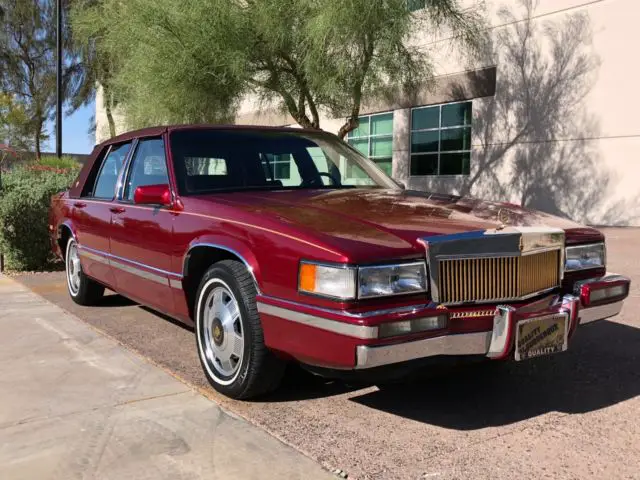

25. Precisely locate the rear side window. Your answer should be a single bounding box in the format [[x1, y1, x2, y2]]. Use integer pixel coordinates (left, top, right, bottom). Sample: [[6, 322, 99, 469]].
[[92, 142, 132, 199]]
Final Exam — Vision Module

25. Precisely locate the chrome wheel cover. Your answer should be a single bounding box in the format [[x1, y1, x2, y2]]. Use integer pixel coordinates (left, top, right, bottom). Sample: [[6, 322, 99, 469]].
[[201, 283, 244, 379], [66, 241, 81, 296]]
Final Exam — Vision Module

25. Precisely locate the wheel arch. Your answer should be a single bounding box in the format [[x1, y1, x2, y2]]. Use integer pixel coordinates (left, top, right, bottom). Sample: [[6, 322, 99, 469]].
[[182, 240, 261, 319], [57, 221, 77, 260]]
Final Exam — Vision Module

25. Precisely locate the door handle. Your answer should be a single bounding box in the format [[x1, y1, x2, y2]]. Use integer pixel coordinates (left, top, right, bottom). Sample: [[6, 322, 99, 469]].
[[73, 201, 87, 208], [109, 206, 126, 214]]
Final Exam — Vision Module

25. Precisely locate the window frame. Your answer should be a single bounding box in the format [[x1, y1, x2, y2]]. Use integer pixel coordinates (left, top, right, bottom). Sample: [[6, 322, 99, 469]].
[[346, 111, 394, 178], [80, 145, 111, 198], [409, 100, 472, 177], [119, 136, 171, 203], [86, 141, 134, 201]]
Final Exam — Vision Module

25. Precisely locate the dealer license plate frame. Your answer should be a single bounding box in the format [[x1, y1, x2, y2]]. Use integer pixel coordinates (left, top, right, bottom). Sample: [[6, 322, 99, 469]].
[[514, 313, 569, 361]]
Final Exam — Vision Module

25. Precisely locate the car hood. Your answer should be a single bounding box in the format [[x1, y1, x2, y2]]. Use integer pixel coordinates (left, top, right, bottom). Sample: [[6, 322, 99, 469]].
[[194, 188, 602, 257]]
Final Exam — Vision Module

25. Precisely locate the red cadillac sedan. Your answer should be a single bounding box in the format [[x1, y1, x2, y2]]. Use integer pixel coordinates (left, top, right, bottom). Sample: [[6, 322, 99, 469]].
[[49, 125, 630, 399]]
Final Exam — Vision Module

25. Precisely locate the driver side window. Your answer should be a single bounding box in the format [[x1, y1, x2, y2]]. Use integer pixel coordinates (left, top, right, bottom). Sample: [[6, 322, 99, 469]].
[[124, 138, 169, 201]]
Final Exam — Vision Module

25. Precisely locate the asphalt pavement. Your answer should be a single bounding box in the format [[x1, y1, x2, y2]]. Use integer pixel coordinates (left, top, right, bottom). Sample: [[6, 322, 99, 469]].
[[10, 227, 640, 479]]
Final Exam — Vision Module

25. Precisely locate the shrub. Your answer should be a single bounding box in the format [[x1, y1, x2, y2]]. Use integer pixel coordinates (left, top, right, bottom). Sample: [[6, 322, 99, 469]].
[[0, 166, 78, 271], [38, 155, 82, 172]]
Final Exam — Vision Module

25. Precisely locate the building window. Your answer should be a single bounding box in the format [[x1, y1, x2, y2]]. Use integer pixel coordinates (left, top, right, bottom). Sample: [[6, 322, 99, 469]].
[[347, 112, 393, 177], [272, 154, 292, 180], [410, 101, 472, 176], [261, 153, 292, 181]]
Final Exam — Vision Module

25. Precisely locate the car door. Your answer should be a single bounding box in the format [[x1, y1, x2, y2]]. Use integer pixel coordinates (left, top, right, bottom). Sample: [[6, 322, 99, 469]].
[[108, 136, 176, 313], [73, 141, 133, 288]]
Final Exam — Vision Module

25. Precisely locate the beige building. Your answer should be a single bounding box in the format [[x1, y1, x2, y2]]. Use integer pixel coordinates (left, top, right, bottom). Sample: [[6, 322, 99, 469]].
[[96, 0, 640, 226]]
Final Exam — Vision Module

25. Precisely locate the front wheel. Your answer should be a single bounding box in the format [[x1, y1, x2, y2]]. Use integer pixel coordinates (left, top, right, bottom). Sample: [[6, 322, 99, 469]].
[[195, 260, 285, 399], [65, 238, 105, 305]]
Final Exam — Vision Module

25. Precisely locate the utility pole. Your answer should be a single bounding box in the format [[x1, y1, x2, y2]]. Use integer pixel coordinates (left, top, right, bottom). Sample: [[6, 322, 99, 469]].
[[56, 0, 62, 158]]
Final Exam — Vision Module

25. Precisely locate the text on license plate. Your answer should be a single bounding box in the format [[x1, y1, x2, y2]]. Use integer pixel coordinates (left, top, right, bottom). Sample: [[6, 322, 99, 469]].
[[515, 313, 568, 361]]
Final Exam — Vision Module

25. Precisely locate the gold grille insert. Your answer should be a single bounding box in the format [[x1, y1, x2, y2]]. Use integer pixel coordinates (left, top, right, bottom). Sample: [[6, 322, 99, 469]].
[[437, 250, 560, 304]]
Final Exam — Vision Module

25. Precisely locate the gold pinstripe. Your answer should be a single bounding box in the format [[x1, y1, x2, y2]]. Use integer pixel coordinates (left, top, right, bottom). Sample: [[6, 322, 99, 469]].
[[62, 199, 342, 257]]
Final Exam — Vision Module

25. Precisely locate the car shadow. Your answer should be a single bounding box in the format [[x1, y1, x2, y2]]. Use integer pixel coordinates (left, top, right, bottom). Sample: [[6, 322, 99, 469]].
[[95, 293, 138, 307], [139, 305, 194, 333], [258, 364, 364, 402], [95, 293, 194, 332], [347, 320, 640, 430]]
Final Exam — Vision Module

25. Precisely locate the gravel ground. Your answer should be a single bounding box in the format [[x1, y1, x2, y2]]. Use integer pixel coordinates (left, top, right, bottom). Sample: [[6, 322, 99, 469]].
[[15, 228, 640, 480]]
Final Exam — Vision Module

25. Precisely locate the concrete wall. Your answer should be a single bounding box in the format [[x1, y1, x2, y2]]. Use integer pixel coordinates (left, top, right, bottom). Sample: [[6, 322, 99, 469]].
[[402, 0, 640, 226], [95, 0, 640, 225]]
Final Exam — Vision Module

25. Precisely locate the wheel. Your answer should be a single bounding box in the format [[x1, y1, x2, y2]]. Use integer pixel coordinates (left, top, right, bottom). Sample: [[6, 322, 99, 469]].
[[195, 260, 285, 399], [65, 238, 105, 305]]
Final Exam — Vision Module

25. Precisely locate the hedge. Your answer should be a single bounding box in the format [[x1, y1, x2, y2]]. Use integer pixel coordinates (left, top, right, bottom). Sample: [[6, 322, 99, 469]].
[[0, 161, 80, 271]]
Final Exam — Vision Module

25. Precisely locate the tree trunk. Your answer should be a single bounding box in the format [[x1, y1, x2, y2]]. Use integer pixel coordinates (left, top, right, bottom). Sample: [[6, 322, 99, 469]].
[[34, 124, 41, 161], [337, 116, 359, 140], [105, 102, 116, 138], [103, 84, 117, 138]]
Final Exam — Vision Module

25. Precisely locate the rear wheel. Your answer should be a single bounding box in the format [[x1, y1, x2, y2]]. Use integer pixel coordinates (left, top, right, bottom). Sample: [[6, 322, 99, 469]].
[[195, 260, 285, 399], [65, 239, 105, 305]]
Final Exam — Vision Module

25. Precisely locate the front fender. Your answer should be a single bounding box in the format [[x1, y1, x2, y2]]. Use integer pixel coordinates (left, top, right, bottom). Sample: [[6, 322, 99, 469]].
[[182, 235, 262, 290]]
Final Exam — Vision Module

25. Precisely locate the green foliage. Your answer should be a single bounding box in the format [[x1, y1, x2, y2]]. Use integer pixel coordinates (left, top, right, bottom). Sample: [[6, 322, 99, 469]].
[[69, 0, 121, 138], [0, 166, 77, 271], [72, 0, 485, 137], [72, 0, 245, 130], [0, 92, 32, 150], [0, 0, 77, 157]]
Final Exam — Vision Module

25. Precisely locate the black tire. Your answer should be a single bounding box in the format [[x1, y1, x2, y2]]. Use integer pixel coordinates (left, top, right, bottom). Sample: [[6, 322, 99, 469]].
[[195, 260, 285, 399], [65, 238, 105, 306]]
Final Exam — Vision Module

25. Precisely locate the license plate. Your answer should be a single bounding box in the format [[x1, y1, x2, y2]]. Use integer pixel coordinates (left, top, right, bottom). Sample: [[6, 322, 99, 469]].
[[514, 313, 569, 361]]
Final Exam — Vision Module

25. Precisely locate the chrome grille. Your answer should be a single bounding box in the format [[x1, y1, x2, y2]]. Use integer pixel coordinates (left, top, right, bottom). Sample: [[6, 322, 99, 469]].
[[437, 250, 561, 304]]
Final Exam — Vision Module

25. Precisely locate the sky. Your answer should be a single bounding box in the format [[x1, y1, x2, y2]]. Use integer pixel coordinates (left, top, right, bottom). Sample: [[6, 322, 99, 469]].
[[44, 100, 96, 154]]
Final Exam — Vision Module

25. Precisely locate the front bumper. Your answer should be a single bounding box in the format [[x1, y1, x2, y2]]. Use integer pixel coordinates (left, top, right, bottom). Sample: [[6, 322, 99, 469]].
[[257, 274, 629, 371], [355, 297, 624, 369]]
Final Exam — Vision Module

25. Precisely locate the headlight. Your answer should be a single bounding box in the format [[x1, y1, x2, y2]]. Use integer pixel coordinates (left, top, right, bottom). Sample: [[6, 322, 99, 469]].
[[299, 262, 357, 299], [358, 262, 427, 299], [565, 243, 606, 271], [298, 260, 427, 300]]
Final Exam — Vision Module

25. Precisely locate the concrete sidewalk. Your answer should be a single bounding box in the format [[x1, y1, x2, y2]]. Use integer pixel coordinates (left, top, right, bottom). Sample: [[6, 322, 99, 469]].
[[0, 276, 331, 480]]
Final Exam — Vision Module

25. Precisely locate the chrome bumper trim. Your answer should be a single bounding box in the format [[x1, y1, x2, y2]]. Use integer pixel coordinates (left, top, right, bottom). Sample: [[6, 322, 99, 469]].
[[579, 300, 623, 324], [257, 302, 379, 339], [110, 258, 167, 285], [78, 245, 184, 287], [79, 249, 109, 265], [355, 332, 492, 369], [258, 295, 438, 319]]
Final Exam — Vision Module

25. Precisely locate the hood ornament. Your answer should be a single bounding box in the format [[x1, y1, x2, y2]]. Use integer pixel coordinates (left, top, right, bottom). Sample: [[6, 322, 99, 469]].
[[497, 208, 512, 228]]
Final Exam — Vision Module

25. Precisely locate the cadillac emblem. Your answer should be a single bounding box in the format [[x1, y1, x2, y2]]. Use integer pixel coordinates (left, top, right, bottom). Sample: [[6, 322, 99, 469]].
[[497, 208, 512, 226]]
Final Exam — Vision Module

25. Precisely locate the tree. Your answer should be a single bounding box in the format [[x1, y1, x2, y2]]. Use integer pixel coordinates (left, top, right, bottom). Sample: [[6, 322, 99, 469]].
[[0, 0, 76, 159], [0, 92, 32, 151], [72, 0, 484, 137], [71, 0, 246, 131], [300, 0, 484, 138], [68, 0, 120, 138]]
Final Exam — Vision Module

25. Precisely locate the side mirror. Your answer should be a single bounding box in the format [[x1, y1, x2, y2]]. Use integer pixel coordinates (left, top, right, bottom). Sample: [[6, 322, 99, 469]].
[[133, 184, 172, 206]]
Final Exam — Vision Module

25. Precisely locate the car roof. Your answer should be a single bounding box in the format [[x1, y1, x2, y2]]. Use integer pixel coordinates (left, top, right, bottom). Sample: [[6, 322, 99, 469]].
[[96, 124, 326, 149]]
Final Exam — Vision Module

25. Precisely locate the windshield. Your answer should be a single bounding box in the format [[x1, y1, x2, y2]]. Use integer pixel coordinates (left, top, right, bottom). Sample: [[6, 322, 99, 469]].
[[169, 128, 399, 195]]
